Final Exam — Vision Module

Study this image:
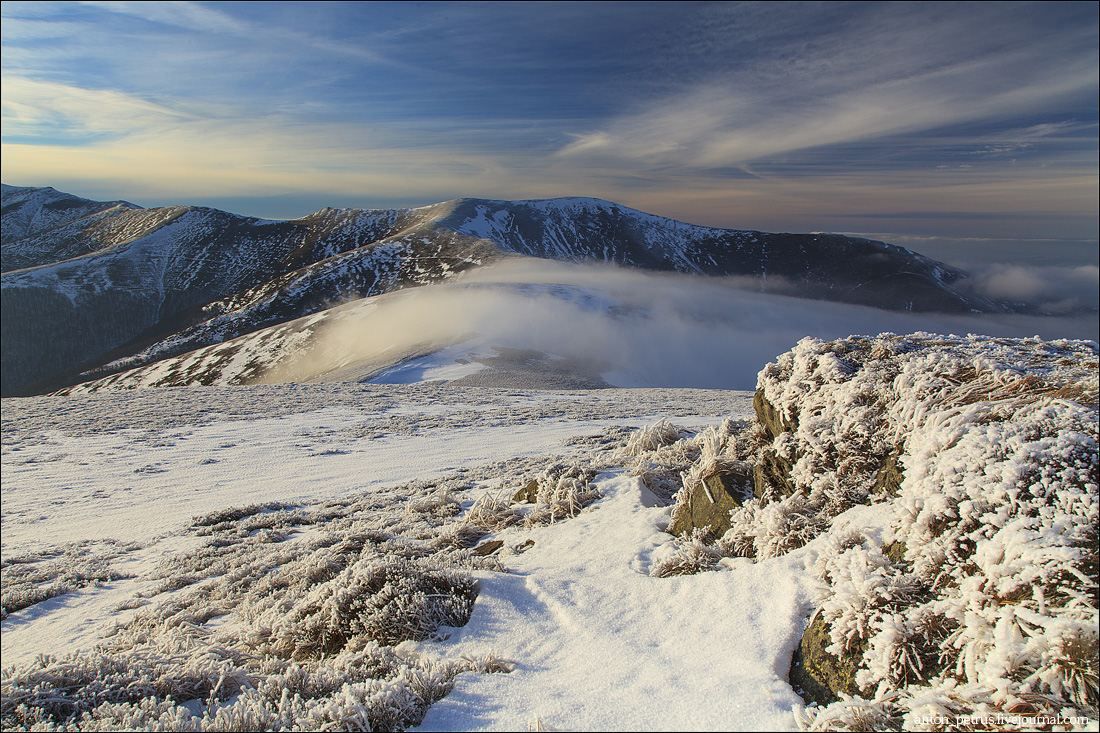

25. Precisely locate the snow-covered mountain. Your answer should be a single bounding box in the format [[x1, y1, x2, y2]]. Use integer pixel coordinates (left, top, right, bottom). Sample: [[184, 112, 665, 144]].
[[2, 185, 998, 395]]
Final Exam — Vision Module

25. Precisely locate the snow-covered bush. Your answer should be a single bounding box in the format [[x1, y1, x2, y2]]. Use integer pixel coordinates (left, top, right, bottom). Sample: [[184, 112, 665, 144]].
[[651, 528, 724, 578], [738, 333, 1098, 728], [1, 473, 510, 731]]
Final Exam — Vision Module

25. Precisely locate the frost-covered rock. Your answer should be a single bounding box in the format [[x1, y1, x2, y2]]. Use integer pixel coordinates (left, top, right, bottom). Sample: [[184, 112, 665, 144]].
[[636, 333, 1098, 726], [740, 333, 1098, 727], [666, 464, 751, 537]]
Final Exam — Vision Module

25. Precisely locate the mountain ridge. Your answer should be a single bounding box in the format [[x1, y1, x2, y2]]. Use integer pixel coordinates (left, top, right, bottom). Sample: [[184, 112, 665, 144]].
[[2, 184, 1000, 396]]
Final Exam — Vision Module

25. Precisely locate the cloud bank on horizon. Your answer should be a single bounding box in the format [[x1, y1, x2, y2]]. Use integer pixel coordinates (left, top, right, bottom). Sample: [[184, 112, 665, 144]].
[[1, 1, 1096, 246]]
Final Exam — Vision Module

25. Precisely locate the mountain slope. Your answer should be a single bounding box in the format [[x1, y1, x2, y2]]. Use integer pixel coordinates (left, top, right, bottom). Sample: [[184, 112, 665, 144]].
[[1, 184, 142, 270], [441, 197, 973, 312], [2, 186, 999, 396]]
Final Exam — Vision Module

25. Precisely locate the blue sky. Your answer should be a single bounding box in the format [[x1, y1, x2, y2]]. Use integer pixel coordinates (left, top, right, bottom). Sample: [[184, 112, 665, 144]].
[[1, 1, 1097, 245]]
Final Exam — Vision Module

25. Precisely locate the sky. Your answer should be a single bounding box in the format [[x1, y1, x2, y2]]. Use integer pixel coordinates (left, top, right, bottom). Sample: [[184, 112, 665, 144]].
[[1, 1, 1097, 256]]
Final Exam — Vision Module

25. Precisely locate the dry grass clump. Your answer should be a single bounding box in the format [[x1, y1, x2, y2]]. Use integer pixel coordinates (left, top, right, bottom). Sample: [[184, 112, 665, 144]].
[[1, 471, 513, 732], [1, 541, 138, 620]]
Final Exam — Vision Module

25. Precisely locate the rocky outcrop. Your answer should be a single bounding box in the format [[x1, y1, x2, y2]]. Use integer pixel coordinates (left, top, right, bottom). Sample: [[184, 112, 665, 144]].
[[789, 611, 865, 705], [751, 389, 797, 501], [753, 387, 794, 439], [668, 463, 752, 537]]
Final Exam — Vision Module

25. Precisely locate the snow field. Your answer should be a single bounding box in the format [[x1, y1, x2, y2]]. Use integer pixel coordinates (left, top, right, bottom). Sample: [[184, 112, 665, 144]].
[[3, 386, 771, 731]]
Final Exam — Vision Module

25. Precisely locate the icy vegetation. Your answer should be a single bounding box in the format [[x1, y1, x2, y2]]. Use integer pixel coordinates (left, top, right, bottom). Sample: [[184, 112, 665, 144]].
[[1, 542, 138, 620], [634, 333, 1099, 728], [3, 334, 1097, 730], [2, 385, 756, 731], [1, 453, 621, 730]]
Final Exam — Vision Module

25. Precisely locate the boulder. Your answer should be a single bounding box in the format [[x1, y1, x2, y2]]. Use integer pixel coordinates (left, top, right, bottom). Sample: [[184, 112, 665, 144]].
[[789, 610, 865, 705], [472, 540, 504, 556], [754, 388, 794, 440], [753, 446, 796, 501], [751, 390, 798, 500], [668, 462, 751, 537]]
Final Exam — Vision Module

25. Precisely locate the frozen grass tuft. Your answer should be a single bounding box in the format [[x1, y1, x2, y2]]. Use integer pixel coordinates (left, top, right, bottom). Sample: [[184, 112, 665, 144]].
[[522, 462, 600, 527], [1, 541, 138, 619], [650, 528, 723, 578], [0, 471, 516, 732], [618, 419, 687, 457]]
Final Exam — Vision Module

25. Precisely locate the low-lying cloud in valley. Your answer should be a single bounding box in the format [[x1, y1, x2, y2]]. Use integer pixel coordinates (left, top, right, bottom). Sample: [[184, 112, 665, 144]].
[[282, 259, 1099, 390], [963, 263, 1099, 314]]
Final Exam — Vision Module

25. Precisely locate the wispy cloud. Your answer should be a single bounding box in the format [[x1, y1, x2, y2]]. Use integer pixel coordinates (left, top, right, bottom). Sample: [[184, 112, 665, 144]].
[[78, 1, 251, 34], [557, 28, 1098, 169], [0, 1, 1096, 242], [0, 76, 191, 141], [78, 0, 394, 64]]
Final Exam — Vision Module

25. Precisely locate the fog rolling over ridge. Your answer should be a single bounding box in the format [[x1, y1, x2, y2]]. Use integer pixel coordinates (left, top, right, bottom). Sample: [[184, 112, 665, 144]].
[[72, 260, 1100, 393], [2, 184, 1023, 396]]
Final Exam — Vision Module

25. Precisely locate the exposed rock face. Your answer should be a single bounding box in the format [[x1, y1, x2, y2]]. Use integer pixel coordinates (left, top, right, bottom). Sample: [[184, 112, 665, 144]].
[[752, 447, 796, 502], [512, 479, 539, 504], [753, 387, 794, 439], [751, 389, 797, 501], [789, 611, 865, 705], [667, 463, 752, 537]]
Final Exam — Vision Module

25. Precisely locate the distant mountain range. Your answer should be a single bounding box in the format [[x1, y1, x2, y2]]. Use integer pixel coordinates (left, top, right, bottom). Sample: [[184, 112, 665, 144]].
[[2, 184, 1002, 396]]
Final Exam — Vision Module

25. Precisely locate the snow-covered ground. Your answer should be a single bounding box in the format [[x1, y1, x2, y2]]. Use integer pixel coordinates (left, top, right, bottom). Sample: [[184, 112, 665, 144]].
[[417, 472, 817, 731], [4, 332, 1098, 732], [3, 383, 843, 731]]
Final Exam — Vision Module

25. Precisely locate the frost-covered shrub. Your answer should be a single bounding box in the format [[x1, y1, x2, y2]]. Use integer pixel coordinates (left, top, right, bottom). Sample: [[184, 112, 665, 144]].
[[522, 462, 599, 526], [254, 555, 477, 656], [721, 490, 829, 560], [1, 472, 511, 732], [1, 646, 509, 732], [741, 333, 1100, 727], [651, 528, 724, 578]]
